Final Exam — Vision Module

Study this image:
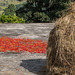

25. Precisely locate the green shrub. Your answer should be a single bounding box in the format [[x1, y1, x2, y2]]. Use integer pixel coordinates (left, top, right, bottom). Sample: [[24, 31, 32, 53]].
[[0, 14, 25, 23], [33, 12, 50, 23], [23, 11, 33, 23], [3, 4, 16, 16]]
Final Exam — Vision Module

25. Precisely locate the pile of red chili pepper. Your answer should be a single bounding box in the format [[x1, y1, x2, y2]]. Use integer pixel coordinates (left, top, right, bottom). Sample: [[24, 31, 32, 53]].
[[0, 37, 47, 54]]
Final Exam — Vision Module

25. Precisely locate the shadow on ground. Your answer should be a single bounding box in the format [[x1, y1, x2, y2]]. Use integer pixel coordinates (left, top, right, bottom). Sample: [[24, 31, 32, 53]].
[[20, 59, 47, 75]]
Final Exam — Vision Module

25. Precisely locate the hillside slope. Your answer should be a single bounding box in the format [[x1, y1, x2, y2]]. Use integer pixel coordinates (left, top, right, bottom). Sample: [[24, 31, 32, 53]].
[[0, 0, 26, 15]]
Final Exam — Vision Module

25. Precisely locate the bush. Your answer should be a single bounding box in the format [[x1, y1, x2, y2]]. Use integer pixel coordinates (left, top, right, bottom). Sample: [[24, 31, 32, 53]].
[[16, 0, 71, 23], [48, 2, 71, 20], [16, 11, 50, 23], [23, 11, 33, 23], [0, 14, 25, 23], [3, 4, 16, 16], [33, 12, 50, 23]]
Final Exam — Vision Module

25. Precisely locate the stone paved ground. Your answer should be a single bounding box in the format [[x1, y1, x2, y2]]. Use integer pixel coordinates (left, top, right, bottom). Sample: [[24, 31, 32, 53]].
[[0, 23, 54, 75]]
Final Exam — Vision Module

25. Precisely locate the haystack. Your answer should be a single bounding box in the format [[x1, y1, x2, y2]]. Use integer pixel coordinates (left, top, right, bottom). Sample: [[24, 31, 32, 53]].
[[46, 2, 75, 75]]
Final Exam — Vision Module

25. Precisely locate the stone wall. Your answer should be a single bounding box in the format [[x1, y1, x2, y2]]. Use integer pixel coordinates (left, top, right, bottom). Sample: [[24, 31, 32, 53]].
[[0, 23, 54, 41]]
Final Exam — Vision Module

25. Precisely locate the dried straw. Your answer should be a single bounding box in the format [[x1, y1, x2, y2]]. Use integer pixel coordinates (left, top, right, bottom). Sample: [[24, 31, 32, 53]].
[[46, 2, 75, 75]]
